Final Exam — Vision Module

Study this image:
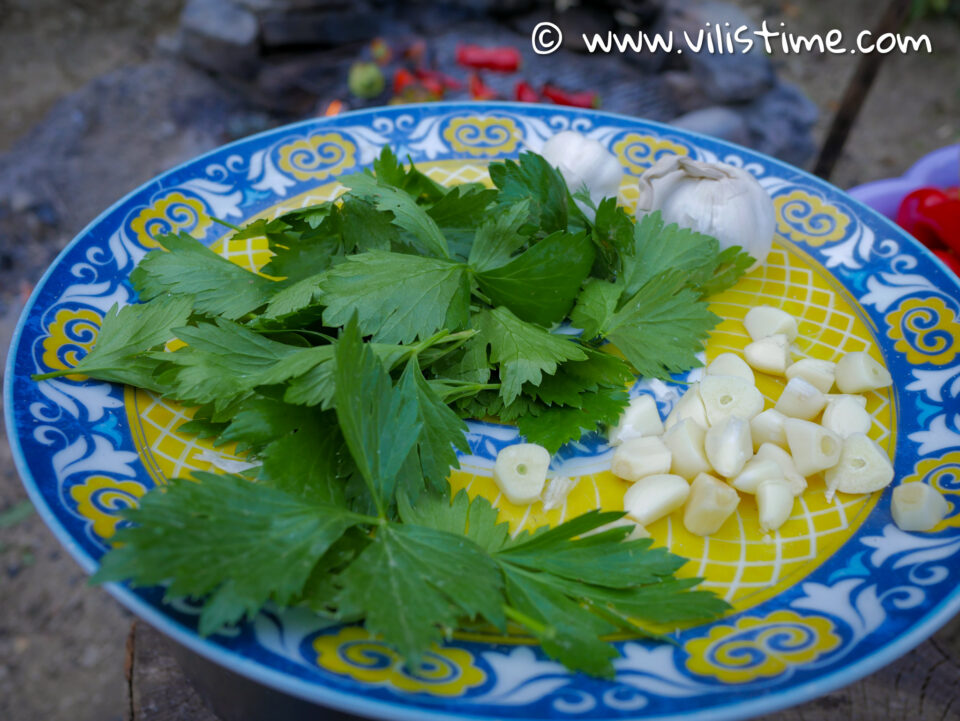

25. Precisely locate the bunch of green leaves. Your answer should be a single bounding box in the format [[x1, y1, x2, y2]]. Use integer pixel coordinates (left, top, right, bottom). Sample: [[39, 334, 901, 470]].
[[93, 319, 729, 676], [34, 145, 751, 674]]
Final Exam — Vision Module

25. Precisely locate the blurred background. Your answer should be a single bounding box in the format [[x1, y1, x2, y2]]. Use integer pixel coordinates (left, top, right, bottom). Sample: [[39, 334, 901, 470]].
[[0, 0, 958, 719]]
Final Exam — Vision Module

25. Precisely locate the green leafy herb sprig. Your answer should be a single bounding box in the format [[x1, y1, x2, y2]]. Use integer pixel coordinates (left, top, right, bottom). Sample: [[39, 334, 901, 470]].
[[34, 147, 751, 676]]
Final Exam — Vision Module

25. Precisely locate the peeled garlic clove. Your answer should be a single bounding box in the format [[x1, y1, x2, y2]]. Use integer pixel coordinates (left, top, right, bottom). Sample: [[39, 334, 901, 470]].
[[785, 358, 836, 394], [494, 443, 551, 504], [891, 483, 950, 532], [754, 442, 807, 495], [665, 383, 708, 431], [623, 473, 690, 526], [662, 418, 712, 480], [700, 375, 764, 426], [822, 395, 872, 439], [705, 416, 753, 478], [541, 475, 578, 511], [707, 352, 755, 385], [825, 393, 867, 408], [775, 377, 827, 420], [750, 409, 788, 451], [823, 432, 894, 500], [835, 351, 893, 393], [783, 419, 842, 477], [756, 479, 794, 532], [731, 458, 783, 494], [611, 436, 672, 482], [744, 306, 798, 342], [683, 473, 740, 536], [608, 394, 663, 445], [744, 334, 790, 376], [581, 516, 651, 540]]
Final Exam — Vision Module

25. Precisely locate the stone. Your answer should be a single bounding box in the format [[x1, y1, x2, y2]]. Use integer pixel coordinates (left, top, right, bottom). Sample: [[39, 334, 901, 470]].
[[671, 106, 749, 146], [662, 70, 711, 113], [0, 60, 260, 298], [235, 0, 350, 10], [179, 0, 259, 78], [659, 0, 774, 103], [738, 81, 819, 166], [259, 6, 381, 48], [552, 5, 616, 54]]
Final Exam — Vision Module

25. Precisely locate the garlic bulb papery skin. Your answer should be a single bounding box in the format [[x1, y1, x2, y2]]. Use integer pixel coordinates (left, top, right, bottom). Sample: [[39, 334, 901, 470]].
[[540, 131, 624, 220], [635, 155, 776, 268]]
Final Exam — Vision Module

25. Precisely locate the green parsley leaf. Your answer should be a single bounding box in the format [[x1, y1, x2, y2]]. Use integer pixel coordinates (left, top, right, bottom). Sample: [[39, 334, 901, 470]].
[[334, 522, 504, 666], [321, 250, 470, 344], [398, 357, 469, 493], [467, 200, 531, 272], [397, 489, 510, 554], [620, 213, 721, 298], [94, 472, 357, 635], [131, 232, 275, 319], [600, 273, 719, 379], [589, 197, 636, 275], [216, 397, 319, 453], [155, 318, 301, 407], [475, 230, 595, 327], [258, 412, 347, 507], [516, 385, 628, 453], [333, 318, 422, 514], [488, 153, 569, 235], [501, 564, 619, 676], [32, 295, 193, 389], [344, 173, 450, 258], [569, 278, 622, 340], [474, 307, 587, 404], [696, 244, 755, 297]]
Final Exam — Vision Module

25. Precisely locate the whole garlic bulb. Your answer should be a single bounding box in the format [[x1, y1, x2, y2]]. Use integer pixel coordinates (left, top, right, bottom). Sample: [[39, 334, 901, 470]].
[[635, 156, 775, 267], [540, 131, 624, 219]]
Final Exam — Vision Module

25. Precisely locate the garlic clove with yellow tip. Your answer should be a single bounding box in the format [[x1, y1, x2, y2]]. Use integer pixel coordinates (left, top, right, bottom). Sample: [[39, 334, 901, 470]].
[[635, 156, 775, 268]]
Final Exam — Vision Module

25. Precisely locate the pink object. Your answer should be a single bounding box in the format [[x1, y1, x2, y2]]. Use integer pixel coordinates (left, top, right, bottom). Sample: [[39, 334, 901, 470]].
[[848, 144, 959, 219]]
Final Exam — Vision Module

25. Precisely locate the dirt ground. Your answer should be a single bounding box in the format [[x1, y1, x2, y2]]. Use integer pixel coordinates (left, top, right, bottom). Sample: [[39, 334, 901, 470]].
[[0, 1, 958, 720]]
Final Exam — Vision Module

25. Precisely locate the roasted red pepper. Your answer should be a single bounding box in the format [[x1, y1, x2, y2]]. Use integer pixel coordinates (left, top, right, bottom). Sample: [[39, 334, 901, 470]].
[[469, 73, 498, 100], [416, 68, 463, 91], [896, 187, 960, 254], [456, 44, 521, 73], [541, 84, 600, 108], [514, 81, 539, 103], [392, 68, 417, 95]]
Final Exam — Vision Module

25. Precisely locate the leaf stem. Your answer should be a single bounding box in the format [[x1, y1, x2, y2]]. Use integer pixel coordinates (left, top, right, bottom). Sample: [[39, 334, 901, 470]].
[[503, 604, 554, 639], [211, 216, 242, 232], [32, 369, 75, 381]]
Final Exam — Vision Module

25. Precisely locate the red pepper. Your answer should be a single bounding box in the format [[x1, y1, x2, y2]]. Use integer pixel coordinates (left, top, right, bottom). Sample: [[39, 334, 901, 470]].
[[456, 44, 521, 73], [933, 249, 960, 276], [469, 73, 498, 100], [418, 74, 446, 98], [416, 68, 463, 91], [392, 68, 417, 95], [896, 187, 960, 254], [514, 81, 539, 103], [541, 84, 600, 108]]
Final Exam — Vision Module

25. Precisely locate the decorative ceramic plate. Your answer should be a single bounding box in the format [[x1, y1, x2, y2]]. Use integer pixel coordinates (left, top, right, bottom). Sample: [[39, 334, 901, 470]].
[[6, 103, 960, 721]]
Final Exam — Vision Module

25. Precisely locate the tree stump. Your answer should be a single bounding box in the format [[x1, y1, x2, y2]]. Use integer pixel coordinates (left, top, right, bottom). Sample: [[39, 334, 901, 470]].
[[126, 616, 960, 720]]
